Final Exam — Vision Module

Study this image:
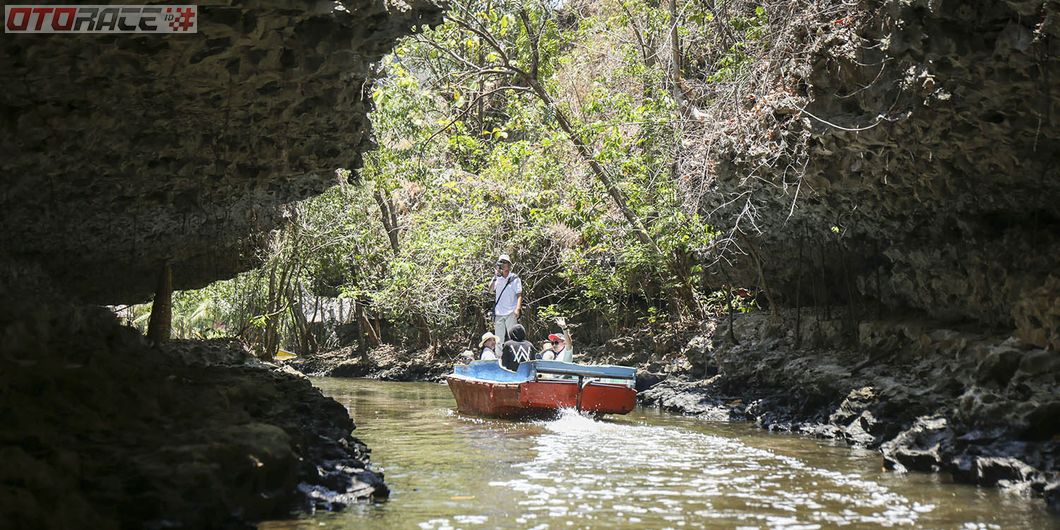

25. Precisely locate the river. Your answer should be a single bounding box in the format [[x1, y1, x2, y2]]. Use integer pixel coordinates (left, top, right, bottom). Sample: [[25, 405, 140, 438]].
[[261, 379, 1055, 529]]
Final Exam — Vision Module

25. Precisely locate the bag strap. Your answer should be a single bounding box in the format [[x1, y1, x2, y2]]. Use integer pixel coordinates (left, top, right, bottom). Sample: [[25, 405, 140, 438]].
[[494, 273, 517, 312]]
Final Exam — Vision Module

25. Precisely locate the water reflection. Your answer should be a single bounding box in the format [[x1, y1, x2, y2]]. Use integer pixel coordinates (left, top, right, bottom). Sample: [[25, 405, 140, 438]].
[[260, 379, 1054, 529], [488, 410, 930, 528]]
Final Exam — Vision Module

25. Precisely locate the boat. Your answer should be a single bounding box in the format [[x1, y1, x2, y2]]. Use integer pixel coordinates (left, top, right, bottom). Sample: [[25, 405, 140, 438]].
[[445, 360, 637, 418]]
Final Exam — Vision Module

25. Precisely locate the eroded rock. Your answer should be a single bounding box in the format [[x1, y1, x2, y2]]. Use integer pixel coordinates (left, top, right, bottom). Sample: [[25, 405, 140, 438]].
[[640, 308, 1058, 507], [881, 416, 953, 472], [0, 1, 444, 304], [0, 304, 386, 528], [696, 0, 1060, 337]]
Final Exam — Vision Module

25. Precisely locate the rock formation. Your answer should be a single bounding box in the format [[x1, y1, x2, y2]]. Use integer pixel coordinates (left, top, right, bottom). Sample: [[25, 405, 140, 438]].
[[0, 307, 388, 528], [0, 1, 443, 527], [1, 0, 443, 304], [698, 0, 1059, 348], [662, 0, 1059, 509], [642, 309, 1059, 508]]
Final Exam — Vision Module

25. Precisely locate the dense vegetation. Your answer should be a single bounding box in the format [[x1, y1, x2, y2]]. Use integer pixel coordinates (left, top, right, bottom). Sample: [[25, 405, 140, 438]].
[[121, 0, 804, 357]]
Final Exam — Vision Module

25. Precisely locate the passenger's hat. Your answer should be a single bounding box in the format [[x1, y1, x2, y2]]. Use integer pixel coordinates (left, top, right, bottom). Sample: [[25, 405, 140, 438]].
[[479, 332, 498, 347], [548, 333, 566, 342], [496, 253, 512, 265]]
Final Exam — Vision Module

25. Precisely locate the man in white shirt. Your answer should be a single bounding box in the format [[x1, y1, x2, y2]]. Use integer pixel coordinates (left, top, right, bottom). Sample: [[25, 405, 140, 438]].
[[488, 254, 522, 344]]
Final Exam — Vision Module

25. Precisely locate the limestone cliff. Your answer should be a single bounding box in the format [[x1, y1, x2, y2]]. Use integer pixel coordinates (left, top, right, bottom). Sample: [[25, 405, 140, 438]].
[[1, 0, 443, 304], [695, 0, 1059, 349], [0, 2, 444, 527], [665, 0, 1060, 508]]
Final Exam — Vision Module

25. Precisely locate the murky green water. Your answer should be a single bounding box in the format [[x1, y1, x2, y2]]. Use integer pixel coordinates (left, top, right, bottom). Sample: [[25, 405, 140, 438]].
[[261, 379, 1055, 529]]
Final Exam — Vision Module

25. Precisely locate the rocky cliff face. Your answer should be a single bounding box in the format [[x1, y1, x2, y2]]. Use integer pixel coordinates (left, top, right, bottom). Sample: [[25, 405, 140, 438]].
[[658, 0, 1059, 509], [1, 0, 443, 304], [0, 2, 443, 526], [0, 304, 389, 528], [698, 0, 1059, 349]]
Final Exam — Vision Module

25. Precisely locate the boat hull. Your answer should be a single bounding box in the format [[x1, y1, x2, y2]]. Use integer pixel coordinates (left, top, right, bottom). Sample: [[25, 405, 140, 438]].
[[446, 375, 636, 418]]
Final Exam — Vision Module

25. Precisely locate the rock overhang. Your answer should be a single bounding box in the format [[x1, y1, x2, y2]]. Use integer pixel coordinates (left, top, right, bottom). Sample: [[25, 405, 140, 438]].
[[0, 0, 445, 304]]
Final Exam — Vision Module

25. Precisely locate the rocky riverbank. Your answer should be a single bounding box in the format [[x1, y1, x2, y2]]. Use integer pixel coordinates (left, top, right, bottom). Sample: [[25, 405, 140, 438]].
[[290, 311, 1058, 513], [285, 344, 454, 382], [641, 309, 1059, 512], [0, 304, 385, 529], [283, 309, 1058, 513]]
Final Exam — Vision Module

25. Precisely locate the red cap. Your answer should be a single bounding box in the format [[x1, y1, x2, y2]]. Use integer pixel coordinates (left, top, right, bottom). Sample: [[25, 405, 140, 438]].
[[548, 333, 566, 342]]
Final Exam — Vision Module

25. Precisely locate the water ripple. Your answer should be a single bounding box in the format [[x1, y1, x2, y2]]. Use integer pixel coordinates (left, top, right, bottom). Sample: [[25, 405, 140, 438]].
[[270, 379, 1054, 530], [479, 410, 927, 528]]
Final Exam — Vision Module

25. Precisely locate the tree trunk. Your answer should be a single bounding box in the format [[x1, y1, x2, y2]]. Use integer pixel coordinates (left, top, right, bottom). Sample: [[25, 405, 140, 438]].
[[742, 235, 779, 317], [287, 281, 316, 354], [262, 260, 279, 361], [669, 0, 683, 110], [355, 299, 382, 353], [146, 261, 173, 344], [263, 256, 295, 361], [374, 188, 401, 254], [794, 236, 804, 348], [522, 76, 663, 255]]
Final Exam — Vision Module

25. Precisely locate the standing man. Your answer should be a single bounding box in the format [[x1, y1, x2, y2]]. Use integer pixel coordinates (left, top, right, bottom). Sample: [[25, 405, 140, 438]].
[[489, 254, 522, 343]]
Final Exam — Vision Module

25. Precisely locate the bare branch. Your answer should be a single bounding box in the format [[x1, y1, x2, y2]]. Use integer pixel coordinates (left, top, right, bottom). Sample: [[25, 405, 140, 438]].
[[420, 85, 533, 146]]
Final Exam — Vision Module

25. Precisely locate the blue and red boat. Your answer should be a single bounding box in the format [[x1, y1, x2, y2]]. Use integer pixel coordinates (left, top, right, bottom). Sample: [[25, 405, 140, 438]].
[[446, 360, 637, 418]]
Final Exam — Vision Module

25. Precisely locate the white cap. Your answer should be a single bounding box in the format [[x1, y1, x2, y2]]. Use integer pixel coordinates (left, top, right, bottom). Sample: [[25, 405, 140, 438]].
[[497, 253, 512, 264]]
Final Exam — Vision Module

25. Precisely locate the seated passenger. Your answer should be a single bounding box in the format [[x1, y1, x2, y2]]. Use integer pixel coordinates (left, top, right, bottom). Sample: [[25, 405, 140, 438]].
[[548, 332, 573, 363], [479, 332, 498, 361], [458, 349, 475, 364], [539, 341, 555, 361], [548, 316, 575, 363], [500, 324, 533, 371]]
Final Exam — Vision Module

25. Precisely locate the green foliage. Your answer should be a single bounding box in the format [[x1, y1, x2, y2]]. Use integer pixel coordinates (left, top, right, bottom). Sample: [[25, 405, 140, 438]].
[[705, 288, 760, 315], [703, 5, 769, 83], [149, 0, 742, 352]]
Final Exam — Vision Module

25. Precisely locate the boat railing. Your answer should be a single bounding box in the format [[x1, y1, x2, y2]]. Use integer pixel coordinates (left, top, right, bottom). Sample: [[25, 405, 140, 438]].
[[530, 361, 636, 389], [529, 361, 634, 379], [453, 360, 636, 388]]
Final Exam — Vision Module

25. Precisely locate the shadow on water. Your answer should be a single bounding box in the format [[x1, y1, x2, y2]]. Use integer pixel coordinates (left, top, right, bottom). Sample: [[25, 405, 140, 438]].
[[260, 379, 1056, 529]]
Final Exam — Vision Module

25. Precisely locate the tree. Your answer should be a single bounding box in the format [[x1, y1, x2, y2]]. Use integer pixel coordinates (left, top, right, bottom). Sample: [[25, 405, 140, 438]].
[[130, 0, 730, 354], [146, 261, 172, 343], [416, 0, 663, 253]]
